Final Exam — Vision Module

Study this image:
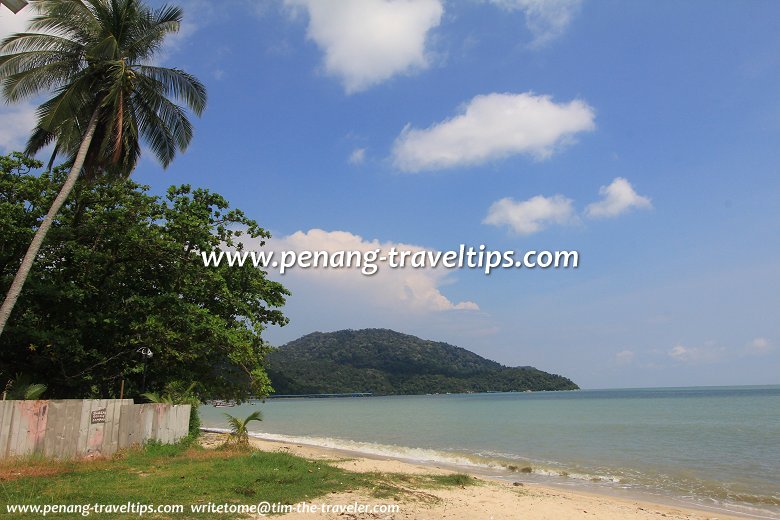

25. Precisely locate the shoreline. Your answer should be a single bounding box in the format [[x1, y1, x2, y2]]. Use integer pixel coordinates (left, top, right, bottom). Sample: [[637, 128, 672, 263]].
[[201, 429, 764, 520]]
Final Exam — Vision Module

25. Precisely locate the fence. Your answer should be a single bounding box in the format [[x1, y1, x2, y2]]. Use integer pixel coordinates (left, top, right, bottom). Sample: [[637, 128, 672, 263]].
[[0, 399, 191, 459]]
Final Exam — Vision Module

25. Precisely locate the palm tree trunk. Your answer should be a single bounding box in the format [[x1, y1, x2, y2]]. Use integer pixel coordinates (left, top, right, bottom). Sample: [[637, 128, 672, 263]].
[[0, 108, 101, 337]]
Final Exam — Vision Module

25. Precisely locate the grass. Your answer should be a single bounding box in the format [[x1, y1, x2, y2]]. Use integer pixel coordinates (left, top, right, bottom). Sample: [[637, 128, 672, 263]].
[[0, 440, 475, 518], [357, 471, 479, 503]]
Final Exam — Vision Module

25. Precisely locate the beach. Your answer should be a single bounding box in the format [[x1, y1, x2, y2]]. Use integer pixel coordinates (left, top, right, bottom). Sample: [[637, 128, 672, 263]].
[[198, 432, 745, 520]]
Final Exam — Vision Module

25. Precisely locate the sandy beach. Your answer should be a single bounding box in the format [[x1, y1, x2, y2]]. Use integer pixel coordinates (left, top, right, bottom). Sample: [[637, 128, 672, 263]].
[[199, 432, 745, 520]]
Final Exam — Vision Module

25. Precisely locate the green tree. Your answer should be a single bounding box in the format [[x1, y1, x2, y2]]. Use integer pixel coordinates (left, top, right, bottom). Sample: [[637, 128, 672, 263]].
[[0, 0, 207, 336], [0, 153, 288, 400]]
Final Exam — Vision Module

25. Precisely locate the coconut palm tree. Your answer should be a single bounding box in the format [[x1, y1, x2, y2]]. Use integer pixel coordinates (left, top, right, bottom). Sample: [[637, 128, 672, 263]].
[[223, 411, 262, 447], [0, 0, 206, 335]]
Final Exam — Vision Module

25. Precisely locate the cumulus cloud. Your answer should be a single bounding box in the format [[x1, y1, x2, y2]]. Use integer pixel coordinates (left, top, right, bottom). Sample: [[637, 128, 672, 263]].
[[489, 0, 582, 47], [745, 337, 773, 355], [285, 0, 443, 93], [348, 147, 366, 165], [668, 343, 724, 364], [615, 350, 635, 365], [483, 194, 574, 235], [254, 229, 479, 313], [392, 92, 595, 172], [585, 177, 652, 219]]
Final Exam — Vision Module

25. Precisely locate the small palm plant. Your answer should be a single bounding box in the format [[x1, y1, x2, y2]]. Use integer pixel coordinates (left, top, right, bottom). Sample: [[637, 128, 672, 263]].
[[142, 382, 201, 437], [142, 381, 197, 405], [3, 373, 47, 400], [223, 411, 262, 448]]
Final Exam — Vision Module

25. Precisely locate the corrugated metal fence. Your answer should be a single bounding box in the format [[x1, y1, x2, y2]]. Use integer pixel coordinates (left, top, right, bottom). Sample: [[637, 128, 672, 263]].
[[0, 399, 190, 459]]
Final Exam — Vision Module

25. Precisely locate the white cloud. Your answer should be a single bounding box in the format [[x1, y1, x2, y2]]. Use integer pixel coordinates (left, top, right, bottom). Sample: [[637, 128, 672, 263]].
[[745, 337, 773, 355], [284, 0, 443, 93], [585, 177, 652, 219], [392, 92, 595, 172], [159, 17, 197, 59], [668, 343, 724, 364], [489, 0, 582, 47], [0, 100, 36, 152], [483, 194, 574, 235], [668, 344, 695, 362], [615, 350, 635, 365], [348, 147, 365, 165], [255, 229, 479, 313]]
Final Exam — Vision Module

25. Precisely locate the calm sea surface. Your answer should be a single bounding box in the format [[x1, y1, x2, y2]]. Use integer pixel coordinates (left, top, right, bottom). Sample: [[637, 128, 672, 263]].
[[201, 386, 780, 518]]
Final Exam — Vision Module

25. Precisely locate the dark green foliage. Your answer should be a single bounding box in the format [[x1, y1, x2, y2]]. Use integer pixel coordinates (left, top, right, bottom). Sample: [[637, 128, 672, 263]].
[[0, 153, 288, 400], [266, 329, 578, 395]]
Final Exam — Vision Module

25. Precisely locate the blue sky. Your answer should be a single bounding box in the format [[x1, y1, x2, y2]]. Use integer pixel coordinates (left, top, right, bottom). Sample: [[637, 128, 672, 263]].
[[1, 0, 779, 388]]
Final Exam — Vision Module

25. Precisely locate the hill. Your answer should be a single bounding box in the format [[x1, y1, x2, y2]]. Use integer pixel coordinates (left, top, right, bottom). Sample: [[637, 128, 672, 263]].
[[265, 329, 578, 395]]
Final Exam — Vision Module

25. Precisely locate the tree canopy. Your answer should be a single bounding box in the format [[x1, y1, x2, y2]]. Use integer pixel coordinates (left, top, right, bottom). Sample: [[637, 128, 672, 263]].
[[0, 153, 288, 399]]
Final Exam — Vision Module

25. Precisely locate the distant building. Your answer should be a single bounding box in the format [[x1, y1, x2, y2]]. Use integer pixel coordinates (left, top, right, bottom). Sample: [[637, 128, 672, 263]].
[[1, 0, 28, 14]]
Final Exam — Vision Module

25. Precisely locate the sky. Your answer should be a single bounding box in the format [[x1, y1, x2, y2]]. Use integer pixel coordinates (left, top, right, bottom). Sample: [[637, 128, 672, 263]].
[[1, 0, 779, 389]]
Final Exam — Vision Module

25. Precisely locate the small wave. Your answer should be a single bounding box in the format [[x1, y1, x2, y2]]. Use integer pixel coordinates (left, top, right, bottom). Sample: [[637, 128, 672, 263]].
[[247, 429, 502, 469], [205, 428, 615, 483]]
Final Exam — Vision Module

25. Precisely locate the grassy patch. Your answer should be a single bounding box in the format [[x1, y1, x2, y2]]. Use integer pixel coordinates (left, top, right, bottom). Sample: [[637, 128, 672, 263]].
[[0, 443, 361, 518], [0, 443, 474, 518], [356, 471, 477, 503], [428, 473, 475, 487], [0, 456, 89, 483]]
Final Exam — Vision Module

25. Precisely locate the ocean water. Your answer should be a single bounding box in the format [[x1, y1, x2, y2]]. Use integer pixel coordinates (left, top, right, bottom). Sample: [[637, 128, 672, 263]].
[[200, 386, 780, 518]]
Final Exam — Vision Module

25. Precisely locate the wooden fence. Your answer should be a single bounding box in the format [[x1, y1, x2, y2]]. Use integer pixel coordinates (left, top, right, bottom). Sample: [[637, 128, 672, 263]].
[[0, 399, 190, 459]]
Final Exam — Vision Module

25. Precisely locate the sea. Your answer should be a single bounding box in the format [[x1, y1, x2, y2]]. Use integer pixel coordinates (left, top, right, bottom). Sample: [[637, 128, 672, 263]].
[[200, 385, 780, 518]]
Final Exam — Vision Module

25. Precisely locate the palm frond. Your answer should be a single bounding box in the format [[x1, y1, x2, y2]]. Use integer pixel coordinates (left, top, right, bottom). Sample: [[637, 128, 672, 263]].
[[131, 88, 177, 167], [241, 410, 263, 428], [1, 58, 80, 101], [125, 5, 181, 61], [23, 383, 47, 400], [141, 391, 172, 403], [4, 373, 47, 400], [0, 33, 84, 55], [223, 413, 243, 435], [136, 65, 206, 115], [27, 0, 98, 43]]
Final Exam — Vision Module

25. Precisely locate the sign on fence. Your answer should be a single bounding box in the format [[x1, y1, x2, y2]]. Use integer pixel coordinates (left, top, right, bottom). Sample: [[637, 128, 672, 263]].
[[90, 408, 107, 424]]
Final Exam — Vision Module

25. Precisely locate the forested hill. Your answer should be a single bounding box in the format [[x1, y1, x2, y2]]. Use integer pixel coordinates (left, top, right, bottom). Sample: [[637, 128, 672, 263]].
[[266, 329, 578, 395]]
